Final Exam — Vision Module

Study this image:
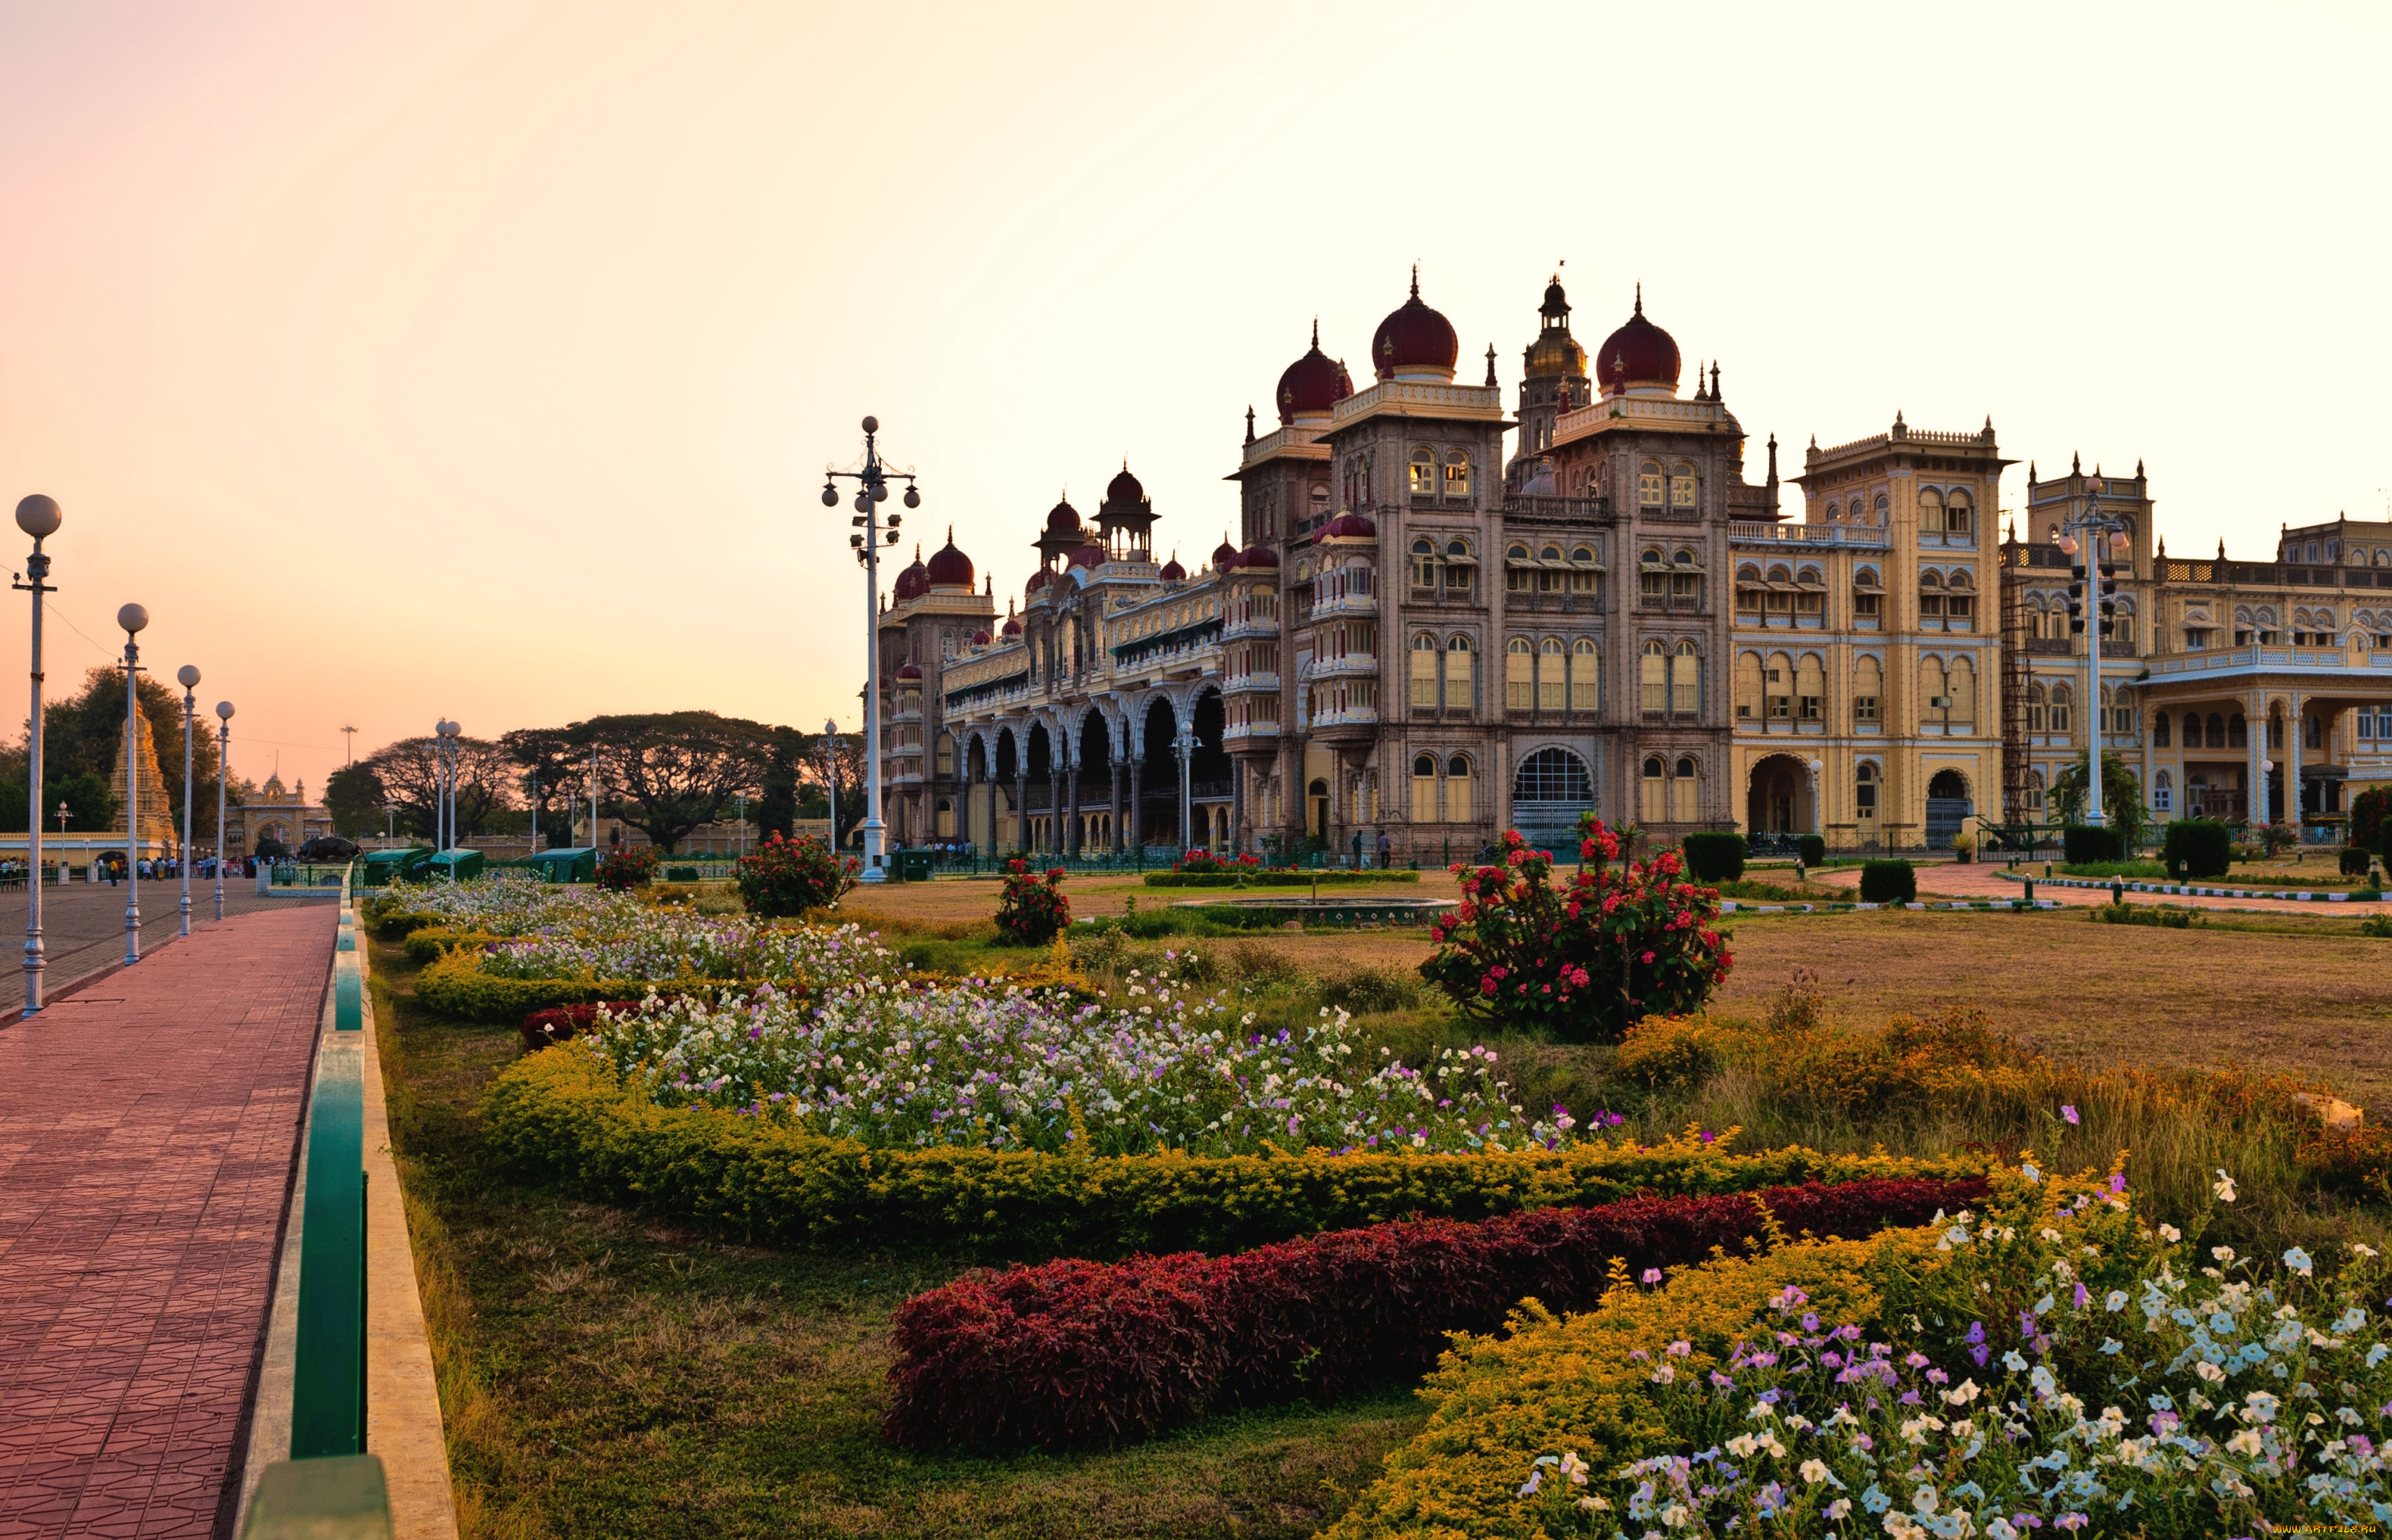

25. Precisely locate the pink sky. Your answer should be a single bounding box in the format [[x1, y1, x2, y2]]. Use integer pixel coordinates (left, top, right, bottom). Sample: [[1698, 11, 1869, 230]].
[[1, 1, 2386, 796]]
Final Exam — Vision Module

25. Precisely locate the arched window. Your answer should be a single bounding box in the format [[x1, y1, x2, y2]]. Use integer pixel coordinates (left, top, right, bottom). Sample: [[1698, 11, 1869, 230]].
[[1736, 651, 1764, 722], [1640, 755, 1666, 822], [1795, 653, 1824, 721], [1853, 564, 1883, 623], [1641, 639, 1668, 713], [1871, 493, 1889, 526], [1945, 489, 1974, 539], [1446, 754, 1473, 819], [1669, 463, 1697, 509], [1918, 568, 1946, 620], [1568, 544, 1597, 595], [2027, 769, 2046, 813], [1409, 448, 1435, 495], [1412, 753, 1438, 823], [1853, 655, 1882, 725], [1537, 637, 1565, 710], [1672, 640, 1701, 716], [1446, 634, 1474, 709], [1571, 638, 1599, 712], [1506, 637, 1534, 709], [1670, 756, 1698, 822], [1537, 544, 1564, 595], [1918, 488, 1945, 531], [1855, 761, 1879, 822], [2152, 710, 2170, 747], [1410, 632, 1439, 709], [1824, 501, 1842, 521], [1505, 542, 1532, 592], [2050, 682, 2075, 735], [1410, 537, 1436, 590], [1765, 651, 1793, 721], [1639, 462, 1664, 507], [936, 734, 956, 776], [2153, 768, 2174, 812], [1945, 568, 1976, 626], [1444, 451, 1471, 498], [1921, 656, 1951, 725], [2207, 712, 2227, 747], [1946, 654, 1976, 729]]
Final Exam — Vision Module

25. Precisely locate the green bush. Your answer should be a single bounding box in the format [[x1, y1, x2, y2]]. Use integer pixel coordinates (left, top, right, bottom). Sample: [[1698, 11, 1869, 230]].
[[1678, 831, 1746, 883], [480, 1048, 1975, 1260], [2355, 785, 2392, 854], [2342, 846, 2374, 878], [1856, 859, 1915, 904], [2090, 901, 2194, 929], [2058, 860, 2166, 879], [1796, 835, 1825, 866], [734, 831, 857, 917], [2061, 823, 2123, 865], [664, 865, 701, 882], [2162, 817, 2233, 878]]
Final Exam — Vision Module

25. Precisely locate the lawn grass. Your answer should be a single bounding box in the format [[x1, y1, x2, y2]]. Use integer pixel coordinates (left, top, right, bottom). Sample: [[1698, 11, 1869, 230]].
[[371, 938, 1424, 1540]]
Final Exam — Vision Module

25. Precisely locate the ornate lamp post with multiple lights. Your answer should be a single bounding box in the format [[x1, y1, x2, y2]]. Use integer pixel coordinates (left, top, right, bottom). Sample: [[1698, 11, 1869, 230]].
[[820, 418, 919, 883], [14, 494, 61, 1013], [214, 701, 234, 921], [118, 603, 148, 965], [823, 719, 840, 854], [434, 720, 462, 875], [176, 666, 199, 937], [2052, 495, 2133, 829]]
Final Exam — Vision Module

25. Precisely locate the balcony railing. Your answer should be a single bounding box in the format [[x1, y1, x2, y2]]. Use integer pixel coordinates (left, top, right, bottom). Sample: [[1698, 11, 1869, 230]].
[[1223, 721, 1281, 744], [1729, 521, 1890, 548], [1223, 671, 1281, 692]]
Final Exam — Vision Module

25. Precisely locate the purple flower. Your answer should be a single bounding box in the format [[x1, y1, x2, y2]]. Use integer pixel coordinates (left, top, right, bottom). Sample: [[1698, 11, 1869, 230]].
[[2061, 1104, 2080, 1126]]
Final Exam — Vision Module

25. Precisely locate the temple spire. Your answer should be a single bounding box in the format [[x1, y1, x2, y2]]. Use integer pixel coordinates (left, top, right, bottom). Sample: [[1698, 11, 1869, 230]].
[[1409, 262, 1419, 298]]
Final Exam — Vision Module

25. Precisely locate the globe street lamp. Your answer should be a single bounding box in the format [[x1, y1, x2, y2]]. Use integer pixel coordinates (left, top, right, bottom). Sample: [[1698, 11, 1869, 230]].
[[214, 701, 233, 921], [118, 603, 148, 966], [2052, 496, 2134, 831], [176, 666, 199, 937], [14, 493, 61, 1012], [823, 718, 840, 854], [819, 416, 921, 883], [435, 720, 461, 875]]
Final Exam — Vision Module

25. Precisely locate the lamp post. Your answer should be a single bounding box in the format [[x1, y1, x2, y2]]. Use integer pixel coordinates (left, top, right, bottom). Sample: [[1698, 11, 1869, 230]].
[[2052, 495, 2133, 830], [822, 718, 840, 854], [176, 666, 199, 937], [14, 493, 60, 1013], [819, 417, 921, 883], [214, 702, 232, 920], [118, 603, 148, 965], [434, 721, 460, 876]]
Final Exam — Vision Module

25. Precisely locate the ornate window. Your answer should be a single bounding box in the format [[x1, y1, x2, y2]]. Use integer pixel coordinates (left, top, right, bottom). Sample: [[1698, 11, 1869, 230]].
[[1918, 488, 1945, 530], [1853, 565, 1883, 622], [1410, 632, 1438, 709], [1571, 638, 1599, 712], [1538, 637, 1565, 711], [1736, 651, 1764, 721], [1671, 641, 1701, 716], [1446, 754, 1473, 819], [1640, 755, 1666, 823], [2049, 683, 2075, 735], [1505, 542, 1532, 592], [1568, 544, 1597, 595], [1945, 568, 1975, 625], [2154, 710, 2172, 747], [1639, 462, 1664, 508], [1853, 655, 1881, 725], [1412, 753, 1438, 823], [1409, 448, 1435, 495], [1506, 637, 1533, 709], [1671, 756, 1698, 822], [1444, 451, 1471, 498], [1855, 761, 1879, 820], [1918, 568, 1945, 619], [2226, 712, 2246, 748], [1945, 490, 1974, 538], [1445, 538, 1476, 599], [1795, 653, 1824, 721], [2153, 768, 2173, 813], [1946, 654, 1976, 728], [1669, 463, 1697, 509], [1410, 537, 1437, 590], [1641, 639, 1667, 714], [1872, 493, 1889, 526], [1736, 563, 1764, 621], [1446, 634, 1474, 709], [1537, 544, 1564, 595], [1765, 652, 1792, 721]]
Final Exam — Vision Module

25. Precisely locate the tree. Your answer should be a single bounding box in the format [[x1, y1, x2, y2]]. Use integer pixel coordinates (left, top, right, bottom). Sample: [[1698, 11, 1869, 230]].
[[322, 763, 388, 839], [577, 711, 773, 853], [2049, 751, 2148, 850], [6, 666, 228, 840], [360, 735, 519, 839], [497, 726, 584, 835]]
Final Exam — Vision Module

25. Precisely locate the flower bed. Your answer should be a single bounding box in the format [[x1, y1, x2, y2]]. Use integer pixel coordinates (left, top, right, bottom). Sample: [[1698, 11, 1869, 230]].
[[366, 873, 640, 938], [1140, 870, 1423, 888], [883, 1176, 1985, 1451], [1327, 1167, 2392, 1538], [568, 969, 1559, 1157], [481, 1047, 1978, 1259]]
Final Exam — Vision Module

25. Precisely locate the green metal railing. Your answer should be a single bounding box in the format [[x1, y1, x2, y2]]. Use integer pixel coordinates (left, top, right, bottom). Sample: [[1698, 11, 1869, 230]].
[[244, 866, 394, 1535]]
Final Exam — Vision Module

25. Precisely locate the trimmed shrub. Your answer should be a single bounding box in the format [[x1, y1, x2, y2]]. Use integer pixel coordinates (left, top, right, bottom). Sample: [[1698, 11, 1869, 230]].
[[734, 831, 857, 917], [411, 947, 769, 1021], [480, 1047, 1976, 1260], [883, 1176, 1984, 1450], [2355, 785, 2392, 854], [1856, 858, 1915, 904], [1796, 834, 1825, 866], [596, 847, 659, 890], [663, 865, 701, 882], [401, 926, 500, 965], [2342, 845, 2374, 878], [1418, 823, 1731, 1042], [1678, 831, 1746, 883], [993, 859, 1069, 945], [2060, 823, 2123, 865], [2162, 816, 2233, 878]]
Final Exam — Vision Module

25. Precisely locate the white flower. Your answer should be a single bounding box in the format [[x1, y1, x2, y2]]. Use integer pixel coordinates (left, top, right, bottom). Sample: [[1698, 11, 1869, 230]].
[[1800, 1459, 1831, 1483], [2353, 1242, 2378, 1259], [1942, 1379, 1981, 1406], [1826, 1498, 1852, 1519], [2212, 1245, 2237, 1263], [2225, 1428, 2264, 1456], [2196, 1360, 2227, 1383], [1650, 1363, 1675, 1384], [2103, 1290, 2127, 1311], [2213, 1169, 2238, 1202], [1660, 1502, 1691, 1530], [2158, 1224, 2182, 1243], [1558, 1451, 1589, 1485]]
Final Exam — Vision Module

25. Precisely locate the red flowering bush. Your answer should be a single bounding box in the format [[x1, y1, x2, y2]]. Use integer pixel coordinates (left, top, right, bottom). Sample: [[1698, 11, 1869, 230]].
[[994, 859, 1069, 945], [519, 1000, 655, 1053], [883, 1175, 1983, 1450], [1174, 849, 1258, 874], [1418, 817, 1732, 1040], [734, 831, 859, 917], [595, 846, 660, 890]]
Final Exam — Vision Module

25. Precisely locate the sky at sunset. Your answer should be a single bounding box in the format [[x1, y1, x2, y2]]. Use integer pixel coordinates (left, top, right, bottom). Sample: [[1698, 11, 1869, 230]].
[[0, 1, 2385, 796]]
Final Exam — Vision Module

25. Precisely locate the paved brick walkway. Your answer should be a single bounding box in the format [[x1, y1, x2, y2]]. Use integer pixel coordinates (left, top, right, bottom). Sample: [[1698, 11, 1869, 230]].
[[0, 906, 336, 1539]]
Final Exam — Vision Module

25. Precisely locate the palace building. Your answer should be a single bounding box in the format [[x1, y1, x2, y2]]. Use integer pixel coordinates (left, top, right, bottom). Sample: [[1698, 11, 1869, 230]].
[[870, 273, 2392, 858]]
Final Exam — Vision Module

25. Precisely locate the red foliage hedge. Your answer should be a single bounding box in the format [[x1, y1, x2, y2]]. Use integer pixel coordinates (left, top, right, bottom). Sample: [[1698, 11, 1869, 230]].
[[518, 1001, 648, 1053], [883, 1175, 1985, 1451]]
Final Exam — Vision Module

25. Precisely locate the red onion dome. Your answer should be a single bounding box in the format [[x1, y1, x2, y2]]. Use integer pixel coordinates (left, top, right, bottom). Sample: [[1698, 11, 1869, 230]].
[[1371, 267, 1458, 381], [1045, 497, 1083, 535], [891, 548, 930, 601], [1159, 556, 1186, 582], [1025, 567, 1052, 593], [1239, 544, 1280, 568], [1068, 543, 1107, 571], [1001, 615, 1023, 636], [894, 662, 922, 681], [1211, 537, 1238, 569], [1104, 465, 1144, 508], [969, 630, 992, 646], [1321, 511, 1378, 540], [1275, 320, 1349, 423], [1595, 285, 1680, 393], [925, 528, 974, 588]]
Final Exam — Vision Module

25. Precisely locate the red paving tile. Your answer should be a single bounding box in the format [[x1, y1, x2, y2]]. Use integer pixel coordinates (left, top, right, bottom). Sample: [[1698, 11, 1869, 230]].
[[0, 906, 333, 1538]]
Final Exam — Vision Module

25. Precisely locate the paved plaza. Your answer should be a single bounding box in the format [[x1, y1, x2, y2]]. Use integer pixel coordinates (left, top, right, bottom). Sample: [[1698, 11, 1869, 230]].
[[0, 903, 336, 1538], [0, 881, 305, 1014]]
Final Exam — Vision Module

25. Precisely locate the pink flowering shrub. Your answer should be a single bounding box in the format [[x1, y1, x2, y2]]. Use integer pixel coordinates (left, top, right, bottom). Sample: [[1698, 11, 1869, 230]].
[[1418, 818, 1733, 1041]]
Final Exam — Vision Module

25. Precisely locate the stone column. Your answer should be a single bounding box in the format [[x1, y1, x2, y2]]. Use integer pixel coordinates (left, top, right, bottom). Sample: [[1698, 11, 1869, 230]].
[[1128, 758, 1143, 855], [2288, 691, 2304, 832], [1014, 772, 1029, 854], [1231, 760, 1246, 854], [1176, 732, 1194, 851], [2247, 692, 2266, 827], [1062, 741, 1079, 856]]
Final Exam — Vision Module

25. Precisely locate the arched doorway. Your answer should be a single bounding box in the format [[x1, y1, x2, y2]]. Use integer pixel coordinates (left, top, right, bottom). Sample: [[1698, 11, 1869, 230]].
[[1308, 778, 1329, 842], [1511, 746, 1593, 854], [1926, 768, 1972, 850], [1139, 698, 1178, 849], [1746, 754, 1811, 839]]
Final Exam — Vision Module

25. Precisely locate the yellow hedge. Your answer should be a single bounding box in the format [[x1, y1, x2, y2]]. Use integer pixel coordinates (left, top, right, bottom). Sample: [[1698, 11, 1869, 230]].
[[411, 946, 730, 1020], [480, 1047, 1984, 1259]]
